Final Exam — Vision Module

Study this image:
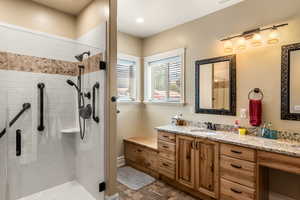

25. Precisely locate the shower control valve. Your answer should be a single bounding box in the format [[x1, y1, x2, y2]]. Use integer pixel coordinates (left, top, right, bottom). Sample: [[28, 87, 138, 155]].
[[84, 92, 91, 99]]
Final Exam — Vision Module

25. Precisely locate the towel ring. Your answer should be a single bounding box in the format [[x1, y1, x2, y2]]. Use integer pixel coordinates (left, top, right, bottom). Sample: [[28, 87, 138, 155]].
[[248, 88, 264, 100]]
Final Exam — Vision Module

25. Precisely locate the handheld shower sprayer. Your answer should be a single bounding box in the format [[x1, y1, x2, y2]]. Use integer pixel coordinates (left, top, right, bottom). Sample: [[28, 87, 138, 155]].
[[66, 80, 80, 93]]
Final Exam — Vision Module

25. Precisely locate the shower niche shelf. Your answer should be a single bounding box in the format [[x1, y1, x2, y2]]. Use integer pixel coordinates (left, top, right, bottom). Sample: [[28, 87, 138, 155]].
[[61, 128, 80, 134]]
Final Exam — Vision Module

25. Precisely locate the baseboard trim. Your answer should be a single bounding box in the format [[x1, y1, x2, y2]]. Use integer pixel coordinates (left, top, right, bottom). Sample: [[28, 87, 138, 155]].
[[105, 193, 119, 200], [117, 156, 125, 168]]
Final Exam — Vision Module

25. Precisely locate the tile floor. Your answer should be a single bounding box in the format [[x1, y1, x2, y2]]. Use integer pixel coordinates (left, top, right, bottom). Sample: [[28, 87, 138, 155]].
[[118, 180, 199, 200]]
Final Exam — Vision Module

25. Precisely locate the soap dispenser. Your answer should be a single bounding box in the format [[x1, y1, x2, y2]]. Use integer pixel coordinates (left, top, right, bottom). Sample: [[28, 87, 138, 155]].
[[171, 113, 185, 126]]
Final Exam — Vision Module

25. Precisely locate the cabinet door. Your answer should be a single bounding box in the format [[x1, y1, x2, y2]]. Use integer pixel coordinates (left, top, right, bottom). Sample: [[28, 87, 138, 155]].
[[176, 135, 195, 188], [195, 139, 219, 198]]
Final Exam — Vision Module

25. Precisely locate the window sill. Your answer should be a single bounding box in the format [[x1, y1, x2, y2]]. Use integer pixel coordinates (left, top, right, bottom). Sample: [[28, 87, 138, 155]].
[[117, 100, 141, 105], [143, 101, 185, 106]]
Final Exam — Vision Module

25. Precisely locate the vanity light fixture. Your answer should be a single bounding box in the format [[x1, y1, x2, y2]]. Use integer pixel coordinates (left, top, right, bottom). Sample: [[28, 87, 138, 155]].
[[251, 33, 263, 47], [221, 23, 288, 53], [268, 28, 280, 44], [223, 40, 233, 53], [236, 38, 247, 50]]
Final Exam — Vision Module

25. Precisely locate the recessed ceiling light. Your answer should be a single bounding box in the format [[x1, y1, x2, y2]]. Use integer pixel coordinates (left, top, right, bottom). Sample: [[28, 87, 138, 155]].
[[136, 18, 144, 24]]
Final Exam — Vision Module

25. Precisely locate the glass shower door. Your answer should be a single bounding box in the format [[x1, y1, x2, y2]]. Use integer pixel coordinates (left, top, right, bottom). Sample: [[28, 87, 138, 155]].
[[0, 88, 8, 200]]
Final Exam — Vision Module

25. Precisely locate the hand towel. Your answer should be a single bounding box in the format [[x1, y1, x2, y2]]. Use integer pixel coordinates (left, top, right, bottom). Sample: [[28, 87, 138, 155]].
[[249, 99, 262, 126]]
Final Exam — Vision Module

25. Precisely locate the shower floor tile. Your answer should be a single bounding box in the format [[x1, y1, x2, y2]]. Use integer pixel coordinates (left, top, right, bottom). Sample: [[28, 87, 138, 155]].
[[18, 181, 95, 200]]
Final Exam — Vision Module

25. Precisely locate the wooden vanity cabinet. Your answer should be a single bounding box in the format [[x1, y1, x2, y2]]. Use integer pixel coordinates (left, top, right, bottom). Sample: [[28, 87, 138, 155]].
[[195, 138, 219, 199], [176, 135, 220, 199], [176, 135, 195, 188]]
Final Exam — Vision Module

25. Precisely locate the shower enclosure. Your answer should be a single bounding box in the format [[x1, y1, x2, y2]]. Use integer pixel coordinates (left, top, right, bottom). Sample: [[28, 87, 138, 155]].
[[0, 0, 108, 199]]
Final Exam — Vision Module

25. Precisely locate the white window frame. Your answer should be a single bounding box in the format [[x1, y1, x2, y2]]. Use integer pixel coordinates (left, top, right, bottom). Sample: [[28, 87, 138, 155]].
[[117, 53, 141, 103], [144, 48, 185, 104]]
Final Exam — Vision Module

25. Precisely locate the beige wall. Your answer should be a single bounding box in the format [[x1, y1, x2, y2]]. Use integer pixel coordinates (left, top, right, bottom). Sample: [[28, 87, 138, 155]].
[[117, 32, 143, 57], [141, 0, 300, 136], [0, 0, 77, 38], [118, 0, 300, 198], [0, 0, 108, 39], [76, 0, 108, 37], [117, 32, 144, 157]]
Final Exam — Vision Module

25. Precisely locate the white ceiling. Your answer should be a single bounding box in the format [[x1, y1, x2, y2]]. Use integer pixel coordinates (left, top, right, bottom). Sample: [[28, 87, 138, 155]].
[[31, 0, 93, 15], [118, 0, 244, 38]]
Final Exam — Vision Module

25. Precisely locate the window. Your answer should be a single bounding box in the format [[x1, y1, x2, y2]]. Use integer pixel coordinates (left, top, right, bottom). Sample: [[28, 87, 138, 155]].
[[144, 48, 185, 103], [117, 54, 140, 102]]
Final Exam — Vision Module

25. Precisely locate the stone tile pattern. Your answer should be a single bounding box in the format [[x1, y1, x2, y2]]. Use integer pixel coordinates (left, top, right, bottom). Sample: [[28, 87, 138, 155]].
[[185, 120, 300, 142], [0, 51, 103, 76], [156, 125, 300, 158], [118, 181, 197, 200]]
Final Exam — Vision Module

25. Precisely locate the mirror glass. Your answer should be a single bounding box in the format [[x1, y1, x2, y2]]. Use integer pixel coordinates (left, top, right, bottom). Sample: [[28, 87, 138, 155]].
[[199, 61, 230, 110], [195, 55, 236, 116], [290, 50, 300, 113]]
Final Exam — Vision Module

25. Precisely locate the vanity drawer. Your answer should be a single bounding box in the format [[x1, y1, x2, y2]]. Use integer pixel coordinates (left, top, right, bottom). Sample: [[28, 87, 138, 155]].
[[158, 140, 175, 152], [158, 131, 176, 143], [125, 142, 158, 170], [221, 144, 256, 162], [159, 150, 175, 161], [220, 178, 255, 200], [159, 158, 175, 172], [158, 158, 175, 179], [220, 155, 256, 188]]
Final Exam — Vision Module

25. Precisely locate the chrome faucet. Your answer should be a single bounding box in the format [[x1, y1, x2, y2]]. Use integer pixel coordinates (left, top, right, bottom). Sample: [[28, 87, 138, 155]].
[[205, 122, 217, 131]]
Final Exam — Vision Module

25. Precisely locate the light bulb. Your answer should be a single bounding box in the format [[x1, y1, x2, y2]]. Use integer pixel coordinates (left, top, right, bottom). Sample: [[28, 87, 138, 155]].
[[251, 33, 263, 47], [224, 40, 233, 53], [268, 29, 279, 44], [236, 38, 247, 51]]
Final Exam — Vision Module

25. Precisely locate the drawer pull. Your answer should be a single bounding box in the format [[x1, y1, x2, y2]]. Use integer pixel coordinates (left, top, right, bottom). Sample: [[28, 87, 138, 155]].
[[163, 135, 169, 138], [231, 150, 242, 154], [231, 188, 242, 194], [137, 149, 142, 152], [162, 145, 169, 149], [162, 163, 169, 167], [231, 164, 242, 169]]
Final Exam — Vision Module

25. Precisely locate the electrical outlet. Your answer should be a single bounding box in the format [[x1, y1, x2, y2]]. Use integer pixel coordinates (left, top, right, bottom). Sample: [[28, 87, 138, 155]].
[[240, 108, 248, 119]]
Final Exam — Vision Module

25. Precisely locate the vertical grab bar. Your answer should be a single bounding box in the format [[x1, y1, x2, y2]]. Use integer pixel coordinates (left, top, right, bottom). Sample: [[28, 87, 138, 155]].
[[37, 83, 45, 131], [92, 82, 100, 123], [16, 129, 21, 156]]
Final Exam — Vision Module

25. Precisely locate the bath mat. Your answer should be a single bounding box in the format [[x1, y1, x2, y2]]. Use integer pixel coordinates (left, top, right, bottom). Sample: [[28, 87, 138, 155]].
[[117, 166, 155, 190]]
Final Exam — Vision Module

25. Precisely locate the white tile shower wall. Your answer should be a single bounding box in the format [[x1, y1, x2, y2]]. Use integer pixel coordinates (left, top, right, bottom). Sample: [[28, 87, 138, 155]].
[[76, 70, 105, 200], [0, 69, 78, 199], [77, 23, 106, 55], [0, 22, 102, 62]]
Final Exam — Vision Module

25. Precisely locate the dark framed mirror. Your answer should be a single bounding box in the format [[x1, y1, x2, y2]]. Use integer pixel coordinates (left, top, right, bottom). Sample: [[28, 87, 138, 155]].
[[195, 55, 236, 115], [281, 43, 300, 120]]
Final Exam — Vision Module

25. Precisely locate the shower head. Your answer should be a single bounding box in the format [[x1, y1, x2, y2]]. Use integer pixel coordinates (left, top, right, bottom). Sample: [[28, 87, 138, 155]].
[[66, 79, 80, 92], [75, 51, 91, 62]]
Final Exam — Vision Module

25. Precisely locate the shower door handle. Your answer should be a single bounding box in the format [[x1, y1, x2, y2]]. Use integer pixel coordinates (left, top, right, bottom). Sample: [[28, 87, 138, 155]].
[[92, 82, 100, 123], [37, 83, 45, 131], [16, 129, 21, 156]]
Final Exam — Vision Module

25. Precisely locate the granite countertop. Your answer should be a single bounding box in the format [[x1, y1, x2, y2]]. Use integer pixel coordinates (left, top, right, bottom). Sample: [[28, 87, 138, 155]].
[[155, 125, 300, 158]]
